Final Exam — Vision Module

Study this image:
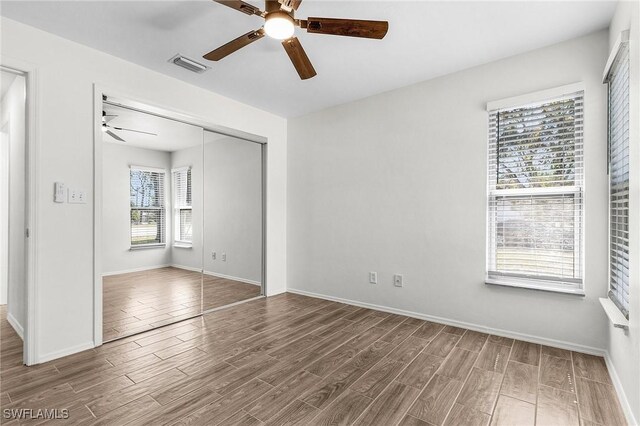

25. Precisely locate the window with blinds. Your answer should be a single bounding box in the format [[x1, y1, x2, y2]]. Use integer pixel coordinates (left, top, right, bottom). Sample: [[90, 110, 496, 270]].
[[173, 167, 192, 245], [487, 91, 584, 292], [606, 39, 630, 318], [130, 167, 166, 247]]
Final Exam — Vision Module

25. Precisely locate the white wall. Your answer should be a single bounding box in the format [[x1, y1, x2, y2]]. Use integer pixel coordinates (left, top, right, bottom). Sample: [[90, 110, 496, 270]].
[[0, 75, 26, 336], [169, 134, 263, 284], [1, 121, 8, 304], [0, 17, 287, 363], [288, 30, 610, 351], [102, 143, 172, 274], [607, 1, 640, 423], [202, 133, 262, 283]]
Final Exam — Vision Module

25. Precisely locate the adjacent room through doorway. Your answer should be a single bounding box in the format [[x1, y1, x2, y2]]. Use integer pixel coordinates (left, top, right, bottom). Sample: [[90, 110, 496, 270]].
[[0, 68, 27, 365]]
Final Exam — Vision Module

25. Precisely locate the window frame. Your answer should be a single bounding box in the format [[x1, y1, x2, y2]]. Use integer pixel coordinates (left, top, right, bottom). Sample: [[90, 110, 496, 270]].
[[172, 166, 193, 248], [604, 30, 631, 319], [485, 83, 586, 295], [129, 165, 167, 250]]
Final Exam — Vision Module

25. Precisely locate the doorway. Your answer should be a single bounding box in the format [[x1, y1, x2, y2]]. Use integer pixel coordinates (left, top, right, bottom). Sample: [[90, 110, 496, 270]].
[[1, 68, 27, 366]]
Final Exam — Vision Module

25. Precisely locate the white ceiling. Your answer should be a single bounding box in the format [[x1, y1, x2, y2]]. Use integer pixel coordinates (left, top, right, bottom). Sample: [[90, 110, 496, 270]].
[[2, 1, 616, 117], [103, 102, 231, 151], [103, 103, 202, 151]]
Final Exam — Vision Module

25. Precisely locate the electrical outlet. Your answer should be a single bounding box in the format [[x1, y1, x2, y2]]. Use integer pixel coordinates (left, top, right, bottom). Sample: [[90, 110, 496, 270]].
[[212, 252, 216, 260], [68, 189, 87, 204], [369, 272, 377, 284], [222, 253, 227, 261], [68, 189, 86, 204], [394, 274, 403, 287]]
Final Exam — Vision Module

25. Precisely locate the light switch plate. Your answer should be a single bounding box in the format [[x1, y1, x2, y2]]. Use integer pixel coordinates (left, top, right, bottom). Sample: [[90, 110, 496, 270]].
[[54, 182, 66, 203]]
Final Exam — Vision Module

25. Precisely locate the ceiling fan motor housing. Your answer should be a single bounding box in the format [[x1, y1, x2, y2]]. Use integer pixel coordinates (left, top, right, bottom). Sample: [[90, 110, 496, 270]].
[[266, 0, 293, 16], [265, 0, 294, 26]]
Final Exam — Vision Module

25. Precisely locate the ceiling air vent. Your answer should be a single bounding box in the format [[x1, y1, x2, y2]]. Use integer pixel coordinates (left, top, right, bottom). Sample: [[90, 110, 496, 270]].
[[169, 54, 210, 74]]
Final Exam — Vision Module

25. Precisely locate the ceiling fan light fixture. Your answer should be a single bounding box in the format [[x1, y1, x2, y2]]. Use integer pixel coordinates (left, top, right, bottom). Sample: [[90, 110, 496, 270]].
[[264, 12, 295, 40]]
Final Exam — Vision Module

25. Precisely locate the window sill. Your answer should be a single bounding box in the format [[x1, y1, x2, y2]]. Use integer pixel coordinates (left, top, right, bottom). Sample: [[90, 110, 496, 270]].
[[130, 243, 166, 251], [599, 298, 629, 330], [485, 278, 585, 296], [173, 243, 193, 249]]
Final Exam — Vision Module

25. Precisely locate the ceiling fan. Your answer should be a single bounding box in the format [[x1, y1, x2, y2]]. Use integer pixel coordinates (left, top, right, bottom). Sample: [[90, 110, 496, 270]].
[[203, 0, 389, 80], [102, 111, 157, 143]]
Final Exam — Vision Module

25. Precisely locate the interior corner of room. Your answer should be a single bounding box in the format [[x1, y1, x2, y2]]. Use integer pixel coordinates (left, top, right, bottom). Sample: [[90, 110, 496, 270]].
[[0, 0, 638, 425]]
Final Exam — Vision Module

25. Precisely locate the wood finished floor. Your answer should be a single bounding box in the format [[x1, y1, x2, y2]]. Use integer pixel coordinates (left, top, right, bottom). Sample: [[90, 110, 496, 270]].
[[103, 267, 261, 341], [1, 294, 628, 425]]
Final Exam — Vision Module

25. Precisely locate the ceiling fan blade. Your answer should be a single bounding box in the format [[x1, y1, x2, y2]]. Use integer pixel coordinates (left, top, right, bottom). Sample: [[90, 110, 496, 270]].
[[278, 0, 301, 11], [106, 130, 126, 142], [102, 111, 118, 123], [282, 37, 316, 80], [203, 28, 265, 61], [111, 126, 157, 136], [302, 17, 389, 39], [213, 0, 263, 16]]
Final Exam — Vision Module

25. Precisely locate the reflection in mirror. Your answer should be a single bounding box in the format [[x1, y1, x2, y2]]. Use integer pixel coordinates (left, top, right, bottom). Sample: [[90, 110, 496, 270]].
[[203, 131, 263, 311], [101, 101, 203, 342]]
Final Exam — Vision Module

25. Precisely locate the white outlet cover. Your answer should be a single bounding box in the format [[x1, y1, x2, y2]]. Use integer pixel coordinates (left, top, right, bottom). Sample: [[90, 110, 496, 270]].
[[394, 274, 403, 287]]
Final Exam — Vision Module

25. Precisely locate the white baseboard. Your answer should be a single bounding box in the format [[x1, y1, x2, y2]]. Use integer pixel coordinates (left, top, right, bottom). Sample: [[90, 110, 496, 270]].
[[170, 264, 261, 286], [204, 271, 261, 286], [604, 352, 639, 426], [170, 263, 202, 273], [286, 288, 606, 356], [102, 264, 171, 277], [7, 312, 24, 340], [37, 341, 95, 364]]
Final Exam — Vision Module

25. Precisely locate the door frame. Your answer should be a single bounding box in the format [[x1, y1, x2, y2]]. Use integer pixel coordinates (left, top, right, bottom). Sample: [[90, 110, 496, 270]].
[[0, 57, 39, 366], [93, 85, 268, 346]]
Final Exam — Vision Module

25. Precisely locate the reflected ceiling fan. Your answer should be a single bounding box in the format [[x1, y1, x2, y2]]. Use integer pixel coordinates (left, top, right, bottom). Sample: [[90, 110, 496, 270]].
[[204, 0, 389, 80], [102, 111, 158, 143]]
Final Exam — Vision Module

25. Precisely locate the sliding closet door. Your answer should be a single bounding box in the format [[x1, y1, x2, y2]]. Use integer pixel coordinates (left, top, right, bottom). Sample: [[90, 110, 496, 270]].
[[101, 99, 204, 341], [202, 131, 263, 311]]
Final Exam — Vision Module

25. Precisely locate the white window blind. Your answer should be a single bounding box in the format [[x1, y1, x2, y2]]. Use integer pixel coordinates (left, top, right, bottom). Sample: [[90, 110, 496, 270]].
[[130, 167, 166, 247], [487, 91, 584, 292], [173, 167, 192, 244], [606, 40, 630, 318]]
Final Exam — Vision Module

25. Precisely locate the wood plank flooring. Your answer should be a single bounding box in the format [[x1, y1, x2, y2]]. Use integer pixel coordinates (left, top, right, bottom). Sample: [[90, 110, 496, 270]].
[[202, 274, 262, 311], [1, 294, 628, 425], [103, 267, 261, 341]]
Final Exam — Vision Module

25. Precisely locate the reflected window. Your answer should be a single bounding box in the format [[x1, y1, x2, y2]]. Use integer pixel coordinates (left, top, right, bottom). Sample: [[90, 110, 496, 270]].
[[173, 167, 192, 245], [130, 167, 166, 247]]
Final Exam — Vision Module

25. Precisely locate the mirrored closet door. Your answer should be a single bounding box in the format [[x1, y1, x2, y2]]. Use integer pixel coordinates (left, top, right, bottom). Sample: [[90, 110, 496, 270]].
[[101, 99, 204, 342], [202, 131, 264, 311]]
